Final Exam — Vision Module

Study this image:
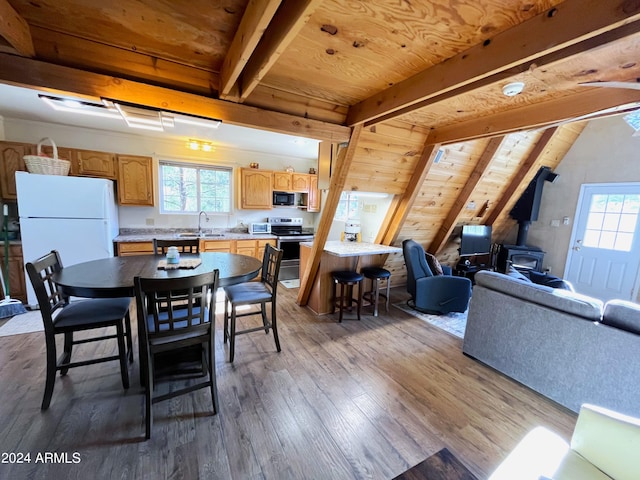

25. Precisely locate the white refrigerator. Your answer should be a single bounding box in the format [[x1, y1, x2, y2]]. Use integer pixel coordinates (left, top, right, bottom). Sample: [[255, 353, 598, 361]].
[[16, 172, 119, 307]]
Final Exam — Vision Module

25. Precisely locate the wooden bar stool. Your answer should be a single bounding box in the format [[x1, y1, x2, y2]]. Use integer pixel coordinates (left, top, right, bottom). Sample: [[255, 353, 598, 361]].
[[362, 266, 391, 316], [331, 271, 364, 322]]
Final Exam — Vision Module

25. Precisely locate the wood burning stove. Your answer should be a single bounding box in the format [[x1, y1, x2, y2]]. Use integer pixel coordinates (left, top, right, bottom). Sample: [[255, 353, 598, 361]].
[[496, 166, 557, 274]]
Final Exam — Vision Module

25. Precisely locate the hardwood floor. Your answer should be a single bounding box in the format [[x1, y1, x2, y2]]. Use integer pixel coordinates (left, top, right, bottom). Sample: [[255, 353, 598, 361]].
[[0, 287, 576, 479]]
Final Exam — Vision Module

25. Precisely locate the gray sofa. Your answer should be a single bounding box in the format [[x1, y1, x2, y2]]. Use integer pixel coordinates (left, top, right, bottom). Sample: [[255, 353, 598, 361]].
[[463, 270, 640, 417]]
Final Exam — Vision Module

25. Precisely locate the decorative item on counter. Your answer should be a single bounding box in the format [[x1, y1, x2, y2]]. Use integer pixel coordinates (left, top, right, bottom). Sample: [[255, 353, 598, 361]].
[[166, 246, 180, 264], [341, 220, 361, 242], [23, 137, 71, 176], [285, 165, 295, 173], [249, 162, 259, 169], [309, 167, 316, 174]]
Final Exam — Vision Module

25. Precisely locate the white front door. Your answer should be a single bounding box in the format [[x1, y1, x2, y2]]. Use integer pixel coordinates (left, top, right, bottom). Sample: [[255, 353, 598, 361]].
[[565, 183, 640, 302]]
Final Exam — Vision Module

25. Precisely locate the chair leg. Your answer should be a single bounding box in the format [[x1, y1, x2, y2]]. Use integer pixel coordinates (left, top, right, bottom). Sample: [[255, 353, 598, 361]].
[[144, 349, 154, 440], [229, 307, 237, 363], [60, 332, 73, 376], [271, 301, 281, 353], [223, 299, 229, 343], [41, 336, 57, 410], [332, 280, 337, 314], [356, 280, 362, 321], [338, 282, 345, 323], [373, 278, 380, 317], [385, 277, 391, 312], [261, 302, 269, 334], [116, 322, 130, 390], [124, 311, 134, 363], [207, 340, 218, 415]]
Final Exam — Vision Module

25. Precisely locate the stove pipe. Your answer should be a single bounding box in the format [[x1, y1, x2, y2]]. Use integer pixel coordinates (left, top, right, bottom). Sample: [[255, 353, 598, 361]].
[[516, 221, 531, 246], [509, 166, 558, 246]]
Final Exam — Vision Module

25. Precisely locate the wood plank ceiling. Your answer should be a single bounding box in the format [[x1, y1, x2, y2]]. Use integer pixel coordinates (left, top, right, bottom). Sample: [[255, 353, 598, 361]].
[[0, 0, 639, 299]]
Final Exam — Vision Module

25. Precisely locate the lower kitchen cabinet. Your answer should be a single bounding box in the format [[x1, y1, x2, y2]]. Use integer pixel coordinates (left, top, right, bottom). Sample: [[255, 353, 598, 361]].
[[0, 244, 27, 303], [201, 240, 234, 253], [117, 241, 155, 256]]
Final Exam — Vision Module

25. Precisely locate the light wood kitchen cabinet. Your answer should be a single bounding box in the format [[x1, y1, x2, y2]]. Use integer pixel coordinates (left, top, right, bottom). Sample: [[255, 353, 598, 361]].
[[117, 155, 154, 206], [257, 239, 273, 260], [0, 244, 27, 303], [73, 149, 117, 179], [292, 173, 310, 192], [273, 172, 292, 191], [201, 240, 234, 253], [236, 239, 257, 258], [240, 168, 272, 209], [117, 241, 155, 256], [0, 142, 31, 200], [308, 174, 321, 212]]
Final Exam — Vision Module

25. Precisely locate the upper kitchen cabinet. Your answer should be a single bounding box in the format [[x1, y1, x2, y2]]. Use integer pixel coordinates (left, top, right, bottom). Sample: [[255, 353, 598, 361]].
[[308, 175, 321, 212], [273, 172, 292, 191], [240, 168, 272, 209], [292, 174, 310, 193], [0, 142, 31, 200], [73, 149, 117, 179], [117, 155, 154, 206], [273, 172, 310, 193]]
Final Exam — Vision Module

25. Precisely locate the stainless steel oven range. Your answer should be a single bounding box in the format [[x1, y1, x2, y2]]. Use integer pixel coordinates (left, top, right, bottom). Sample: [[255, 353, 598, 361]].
[[268, 217, 314, 280]]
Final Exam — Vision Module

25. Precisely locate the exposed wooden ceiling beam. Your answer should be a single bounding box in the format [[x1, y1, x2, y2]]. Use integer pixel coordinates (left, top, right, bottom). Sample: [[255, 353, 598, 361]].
[[485, 127, 558, 226], [0, 53, 350, 143], [428, 136, 505, 255], [426, 88, 640, 145], [239, 0, 323, 101], [297, 125, 363, 306], [0, 0, 35, 57], [346, 0, 640, 126], [379, 144, 442, 245], [366, 23, 640, 127], [219, 0, 282, 98]]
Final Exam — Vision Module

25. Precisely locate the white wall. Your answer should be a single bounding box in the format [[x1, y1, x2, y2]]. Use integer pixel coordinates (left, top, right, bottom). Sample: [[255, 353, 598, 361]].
[[4, 118, 319, 230], [523, 114, 640, 276], [324, 192, 393, 242]]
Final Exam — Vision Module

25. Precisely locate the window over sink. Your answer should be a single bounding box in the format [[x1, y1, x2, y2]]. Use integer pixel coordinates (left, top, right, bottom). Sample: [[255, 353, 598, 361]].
[[159, 160, 232, 214]]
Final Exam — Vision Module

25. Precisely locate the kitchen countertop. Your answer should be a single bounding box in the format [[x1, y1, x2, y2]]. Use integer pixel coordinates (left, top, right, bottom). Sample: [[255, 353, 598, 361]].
[[114, 229, 277, 243], [301, 240, 402, 257]]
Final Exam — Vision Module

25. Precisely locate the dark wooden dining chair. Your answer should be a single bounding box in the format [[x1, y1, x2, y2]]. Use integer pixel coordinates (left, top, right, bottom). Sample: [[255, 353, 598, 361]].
[[152, 238, 200, 254], [134, 269, 219, 440], [223, 243, 283, 362], [25, 250, 131, 410]]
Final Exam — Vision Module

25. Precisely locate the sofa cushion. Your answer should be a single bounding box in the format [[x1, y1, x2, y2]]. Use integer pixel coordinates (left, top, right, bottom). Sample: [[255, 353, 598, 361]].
[[602, 299, 640, 335], [424, 252, 443, 275], [474, 271, 603, 321]]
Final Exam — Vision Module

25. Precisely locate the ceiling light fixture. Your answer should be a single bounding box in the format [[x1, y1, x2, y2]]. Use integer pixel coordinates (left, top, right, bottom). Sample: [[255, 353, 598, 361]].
[[502, 82, 525, 97], [187, 139, 215, 152], [41, 95, 222, 132], [39, 95, 121, 119]]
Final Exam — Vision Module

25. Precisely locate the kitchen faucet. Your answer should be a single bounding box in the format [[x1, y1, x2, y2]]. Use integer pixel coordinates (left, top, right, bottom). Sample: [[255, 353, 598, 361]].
[[198, 211, 209, 237]]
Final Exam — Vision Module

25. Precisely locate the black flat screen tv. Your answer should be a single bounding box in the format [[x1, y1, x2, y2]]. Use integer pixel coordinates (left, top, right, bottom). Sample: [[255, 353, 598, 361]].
[[460, 225, 492, 256]]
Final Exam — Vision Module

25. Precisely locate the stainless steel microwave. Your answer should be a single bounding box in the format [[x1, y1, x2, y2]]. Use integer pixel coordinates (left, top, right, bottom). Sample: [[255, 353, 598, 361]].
[[273, 191, 295, 206]]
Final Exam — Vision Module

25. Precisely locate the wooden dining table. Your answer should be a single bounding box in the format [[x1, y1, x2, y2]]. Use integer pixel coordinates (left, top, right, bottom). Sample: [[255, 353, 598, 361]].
[[52, 252, 262, 382], [53, 252, 262, 299]]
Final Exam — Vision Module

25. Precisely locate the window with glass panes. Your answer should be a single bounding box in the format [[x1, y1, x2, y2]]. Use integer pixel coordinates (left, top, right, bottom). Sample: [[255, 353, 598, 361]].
[[159, 161, 232, 213]]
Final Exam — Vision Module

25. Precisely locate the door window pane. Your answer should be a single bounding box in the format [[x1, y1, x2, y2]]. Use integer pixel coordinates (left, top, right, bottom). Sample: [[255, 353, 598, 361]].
[[584, 194, 640, 251]]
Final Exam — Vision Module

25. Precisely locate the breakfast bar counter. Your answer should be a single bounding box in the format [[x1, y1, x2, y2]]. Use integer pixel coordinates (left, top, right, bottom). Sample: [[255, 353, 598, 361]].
[[300, 241, 402, 315]]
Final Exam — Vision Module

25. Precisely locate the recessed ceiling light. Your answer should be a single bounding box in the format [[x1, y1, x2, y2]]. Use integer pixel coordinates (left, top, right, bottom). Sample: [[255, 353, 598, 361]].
[[502, 82, 525, 97]]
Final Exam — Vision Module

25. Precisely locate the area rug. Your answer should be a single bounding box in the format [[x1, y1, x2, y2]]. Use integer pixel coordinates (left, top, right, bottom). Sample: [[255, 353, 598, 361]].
[[393, 448, 478, 480], [393, 302, 467, 338], [280, 279, 300, 289], [0, 310, 44, 337]]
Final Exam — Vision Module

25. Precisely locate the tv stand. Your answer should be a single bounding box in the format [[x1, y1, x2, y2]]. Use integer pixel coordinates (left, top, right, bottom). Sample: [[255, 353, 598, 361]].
[[455, 261, 493, 284]]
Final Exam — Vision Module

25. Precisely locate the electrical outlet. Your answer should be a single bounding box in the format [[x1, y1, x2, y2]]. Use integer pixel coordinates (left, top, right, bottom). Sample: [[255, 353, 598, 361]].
[[563, 216, 570, 225], [145, 218, 155, 226], [550, 219, 560, 227]]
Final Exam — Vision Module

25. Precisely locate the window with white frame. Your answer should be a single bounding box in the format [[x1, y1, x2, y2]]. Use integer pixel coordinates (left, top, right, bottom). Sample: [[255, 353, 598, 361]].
[[159, 161, 232, 214], [334, 192, 360, 221]]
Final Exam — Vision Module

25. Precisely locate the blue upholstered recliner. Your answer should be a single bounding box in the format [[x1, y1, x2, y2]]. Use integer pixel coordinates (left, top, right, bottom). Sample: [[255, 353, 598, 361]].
[[402, 239, 472, 314]]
